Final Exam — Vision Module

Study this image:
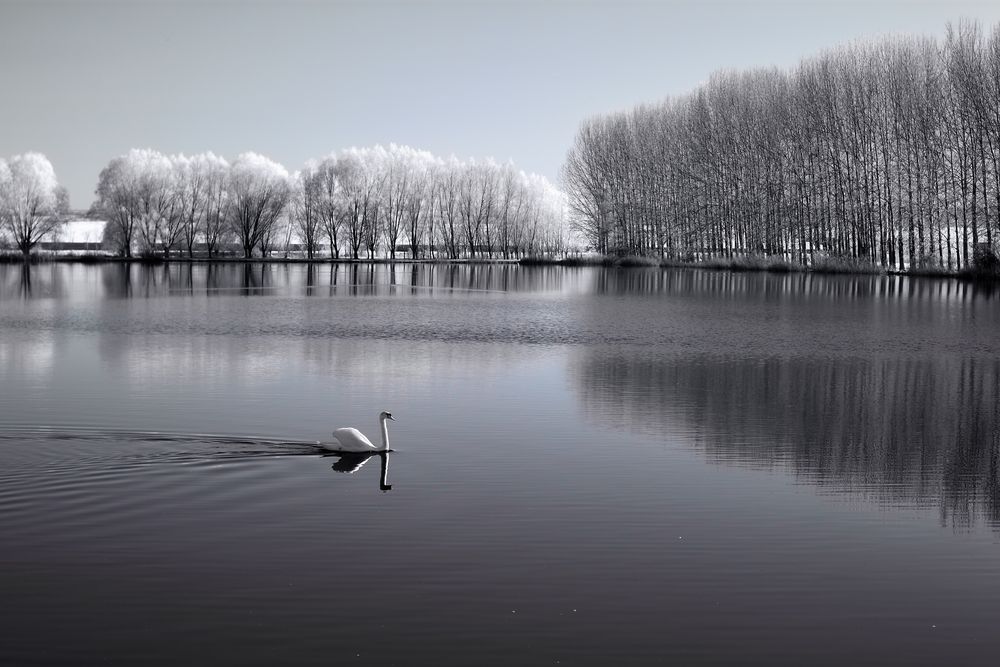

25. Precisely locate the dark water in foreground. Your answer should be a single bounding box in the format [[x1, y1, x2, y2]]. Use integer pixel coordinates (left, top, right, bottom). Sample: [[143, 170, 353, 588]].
[[1, 262, 999, 665]]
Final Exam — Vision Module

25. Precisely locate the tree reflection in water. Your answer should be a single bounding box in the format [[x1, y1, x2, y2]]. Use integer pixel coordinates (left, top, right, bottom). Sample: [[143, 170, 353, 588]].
[[571, 350, 1000, 528]]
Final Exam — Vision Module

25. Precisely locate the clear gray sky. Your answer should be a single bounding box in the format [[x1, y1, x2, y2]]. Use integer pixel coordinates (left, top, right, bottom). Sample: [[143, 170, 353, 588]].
[[2, 0, 1000, 208]]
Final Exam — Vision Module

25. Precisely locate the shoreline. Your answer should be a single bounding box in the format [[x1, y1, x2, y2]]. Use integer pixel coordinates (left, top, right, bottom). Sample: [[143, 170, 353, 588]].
[[519, 255, 1000, 282], [2, 252, 998, 282], [0, 254, 522, 266]]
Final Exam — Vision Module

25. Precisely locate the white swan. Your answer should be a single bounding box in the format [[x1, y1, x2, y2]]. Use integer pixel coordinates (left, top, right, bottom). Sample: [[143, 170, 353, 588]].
[[322, 411, 394, 452]]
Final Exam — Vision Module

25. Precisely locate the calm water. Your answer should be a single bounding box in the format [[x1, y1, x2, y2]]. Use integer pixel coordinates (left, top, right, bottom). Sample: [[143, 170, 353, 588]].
[[1, 262, 999, 665]]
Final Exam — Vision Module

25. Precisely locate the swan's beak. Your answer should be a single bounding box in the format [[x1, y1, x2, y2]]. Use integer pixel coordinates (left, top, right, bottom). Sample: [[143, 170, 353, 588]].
[[387, 415, 395, 421]]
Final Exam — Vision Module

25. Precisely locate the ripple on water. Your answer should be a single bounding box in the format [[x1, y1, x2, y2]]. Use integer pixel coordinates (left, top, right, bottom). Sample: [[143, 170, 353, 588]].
[[0, 427, 332, 541]]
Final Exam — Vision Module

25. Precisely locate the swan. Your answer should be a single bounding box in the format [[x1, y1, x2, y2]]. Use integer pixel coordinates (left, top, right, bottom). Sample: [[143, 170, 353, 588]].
[[322, 411, 395, 453]]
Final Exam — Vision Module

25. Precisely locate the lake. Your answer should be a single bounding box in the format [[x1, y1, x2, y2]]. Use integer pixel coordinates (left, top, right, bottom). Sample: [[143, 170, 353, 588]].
[[1, 262, 999, 665]]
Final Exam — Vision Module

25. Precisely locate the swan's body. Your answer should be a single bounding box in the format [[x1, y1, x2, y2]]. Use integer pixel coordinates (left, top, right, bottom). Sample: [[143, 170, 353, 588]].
[[322, 411, 394, 453]]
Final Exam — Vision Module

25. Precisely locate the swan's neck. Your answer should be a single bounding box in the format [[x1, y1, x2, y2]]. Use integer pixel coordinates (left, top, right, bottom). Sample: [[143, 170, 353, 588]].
[[379, 453, 392, 491], [379, 417, 389, 450]]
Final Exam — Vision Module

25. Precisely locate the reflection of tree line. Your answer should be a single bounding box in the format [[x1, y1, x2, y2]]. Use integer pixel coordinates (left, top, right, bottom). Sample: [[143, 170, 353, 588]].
[[316, 262, 570, 296], [5, 263, 999, 302], [572, 351, 1000, 528], [0, 262, 62, 299], [590, 267, 999, 302], [94, 263, 280, 298], [2, 262, 577, 300]]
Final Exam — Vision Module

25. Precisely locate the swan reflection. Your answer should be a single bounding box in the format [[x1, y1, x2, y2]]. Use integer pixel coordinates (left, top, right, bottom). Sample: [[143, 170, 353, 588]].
[[325, 451, 393, 492]]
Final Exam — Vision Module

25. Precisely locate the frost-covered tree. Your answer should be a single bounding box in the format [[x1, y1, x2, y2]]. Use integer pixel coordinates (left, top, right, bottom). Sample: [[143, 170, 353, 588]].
[[458, 160, 497, 258], [172, 154, 201, 257], [95, 149, 176, 257], [200, 153, 230, 258], [309, 155, 342, 259], [361, 147, 387, 259], [290, 165, 321, 259], [383, 145, 412, 259], [0, 153, 68, 257], [226, 153, 291, 258], [404, 154, 435, 258], [92, 145, 569, 260], [130, 150, 181, 257], [0, 158, 11, 248], [435, 158, 464, 258], [335, 151, 366, 259], [260, 204, 292, 258], [174, 152, 227, 258]]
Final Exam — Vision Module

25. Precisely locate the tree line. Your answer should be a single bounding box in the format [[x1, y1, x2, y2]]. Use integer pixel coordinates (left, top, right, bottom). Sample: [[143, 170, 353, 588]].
[[563, 20, 1000, 271], [95, 145, 568, 260]]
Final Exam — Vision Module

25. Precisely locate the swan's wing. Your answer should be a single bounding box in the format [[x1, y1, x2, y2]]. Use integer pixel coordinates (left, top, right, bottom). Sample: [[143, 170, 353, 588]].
[[330, 428, 375, 451]]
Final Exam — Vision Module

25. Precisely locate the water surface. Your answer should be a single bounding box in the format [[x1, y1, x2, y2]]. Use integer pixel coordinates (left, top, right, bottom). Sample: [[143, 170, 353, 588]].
[[1, 262, 999, 665]]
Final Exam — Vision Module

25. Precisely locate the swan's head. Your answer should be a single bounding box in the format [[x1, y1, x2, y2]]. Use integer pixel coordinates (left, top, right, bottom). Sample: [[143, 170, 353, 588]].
[[380, 410, 395, 421]]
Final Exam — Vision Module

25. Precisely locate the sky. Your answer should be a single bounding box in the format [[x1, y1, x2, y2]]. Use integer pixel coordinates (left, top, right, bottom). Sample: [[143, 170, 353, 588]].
[[2, 0, 1000, 209]]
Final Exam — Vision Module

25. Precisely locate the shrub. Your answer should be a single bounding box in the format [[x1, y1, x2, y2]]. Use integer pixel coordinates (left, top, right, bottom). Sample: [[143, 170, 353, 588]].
[[728, 255, 802, 272], [810, 253, 884, 275], [972, 243, 999, 275], [615, 255, 660, 267]]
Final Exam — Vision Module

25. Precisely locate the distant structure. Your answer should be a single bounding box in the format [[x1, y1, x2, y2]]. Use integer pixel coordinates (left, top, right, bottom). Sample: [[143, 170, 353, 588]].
[[38, 212, 107, 254]]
